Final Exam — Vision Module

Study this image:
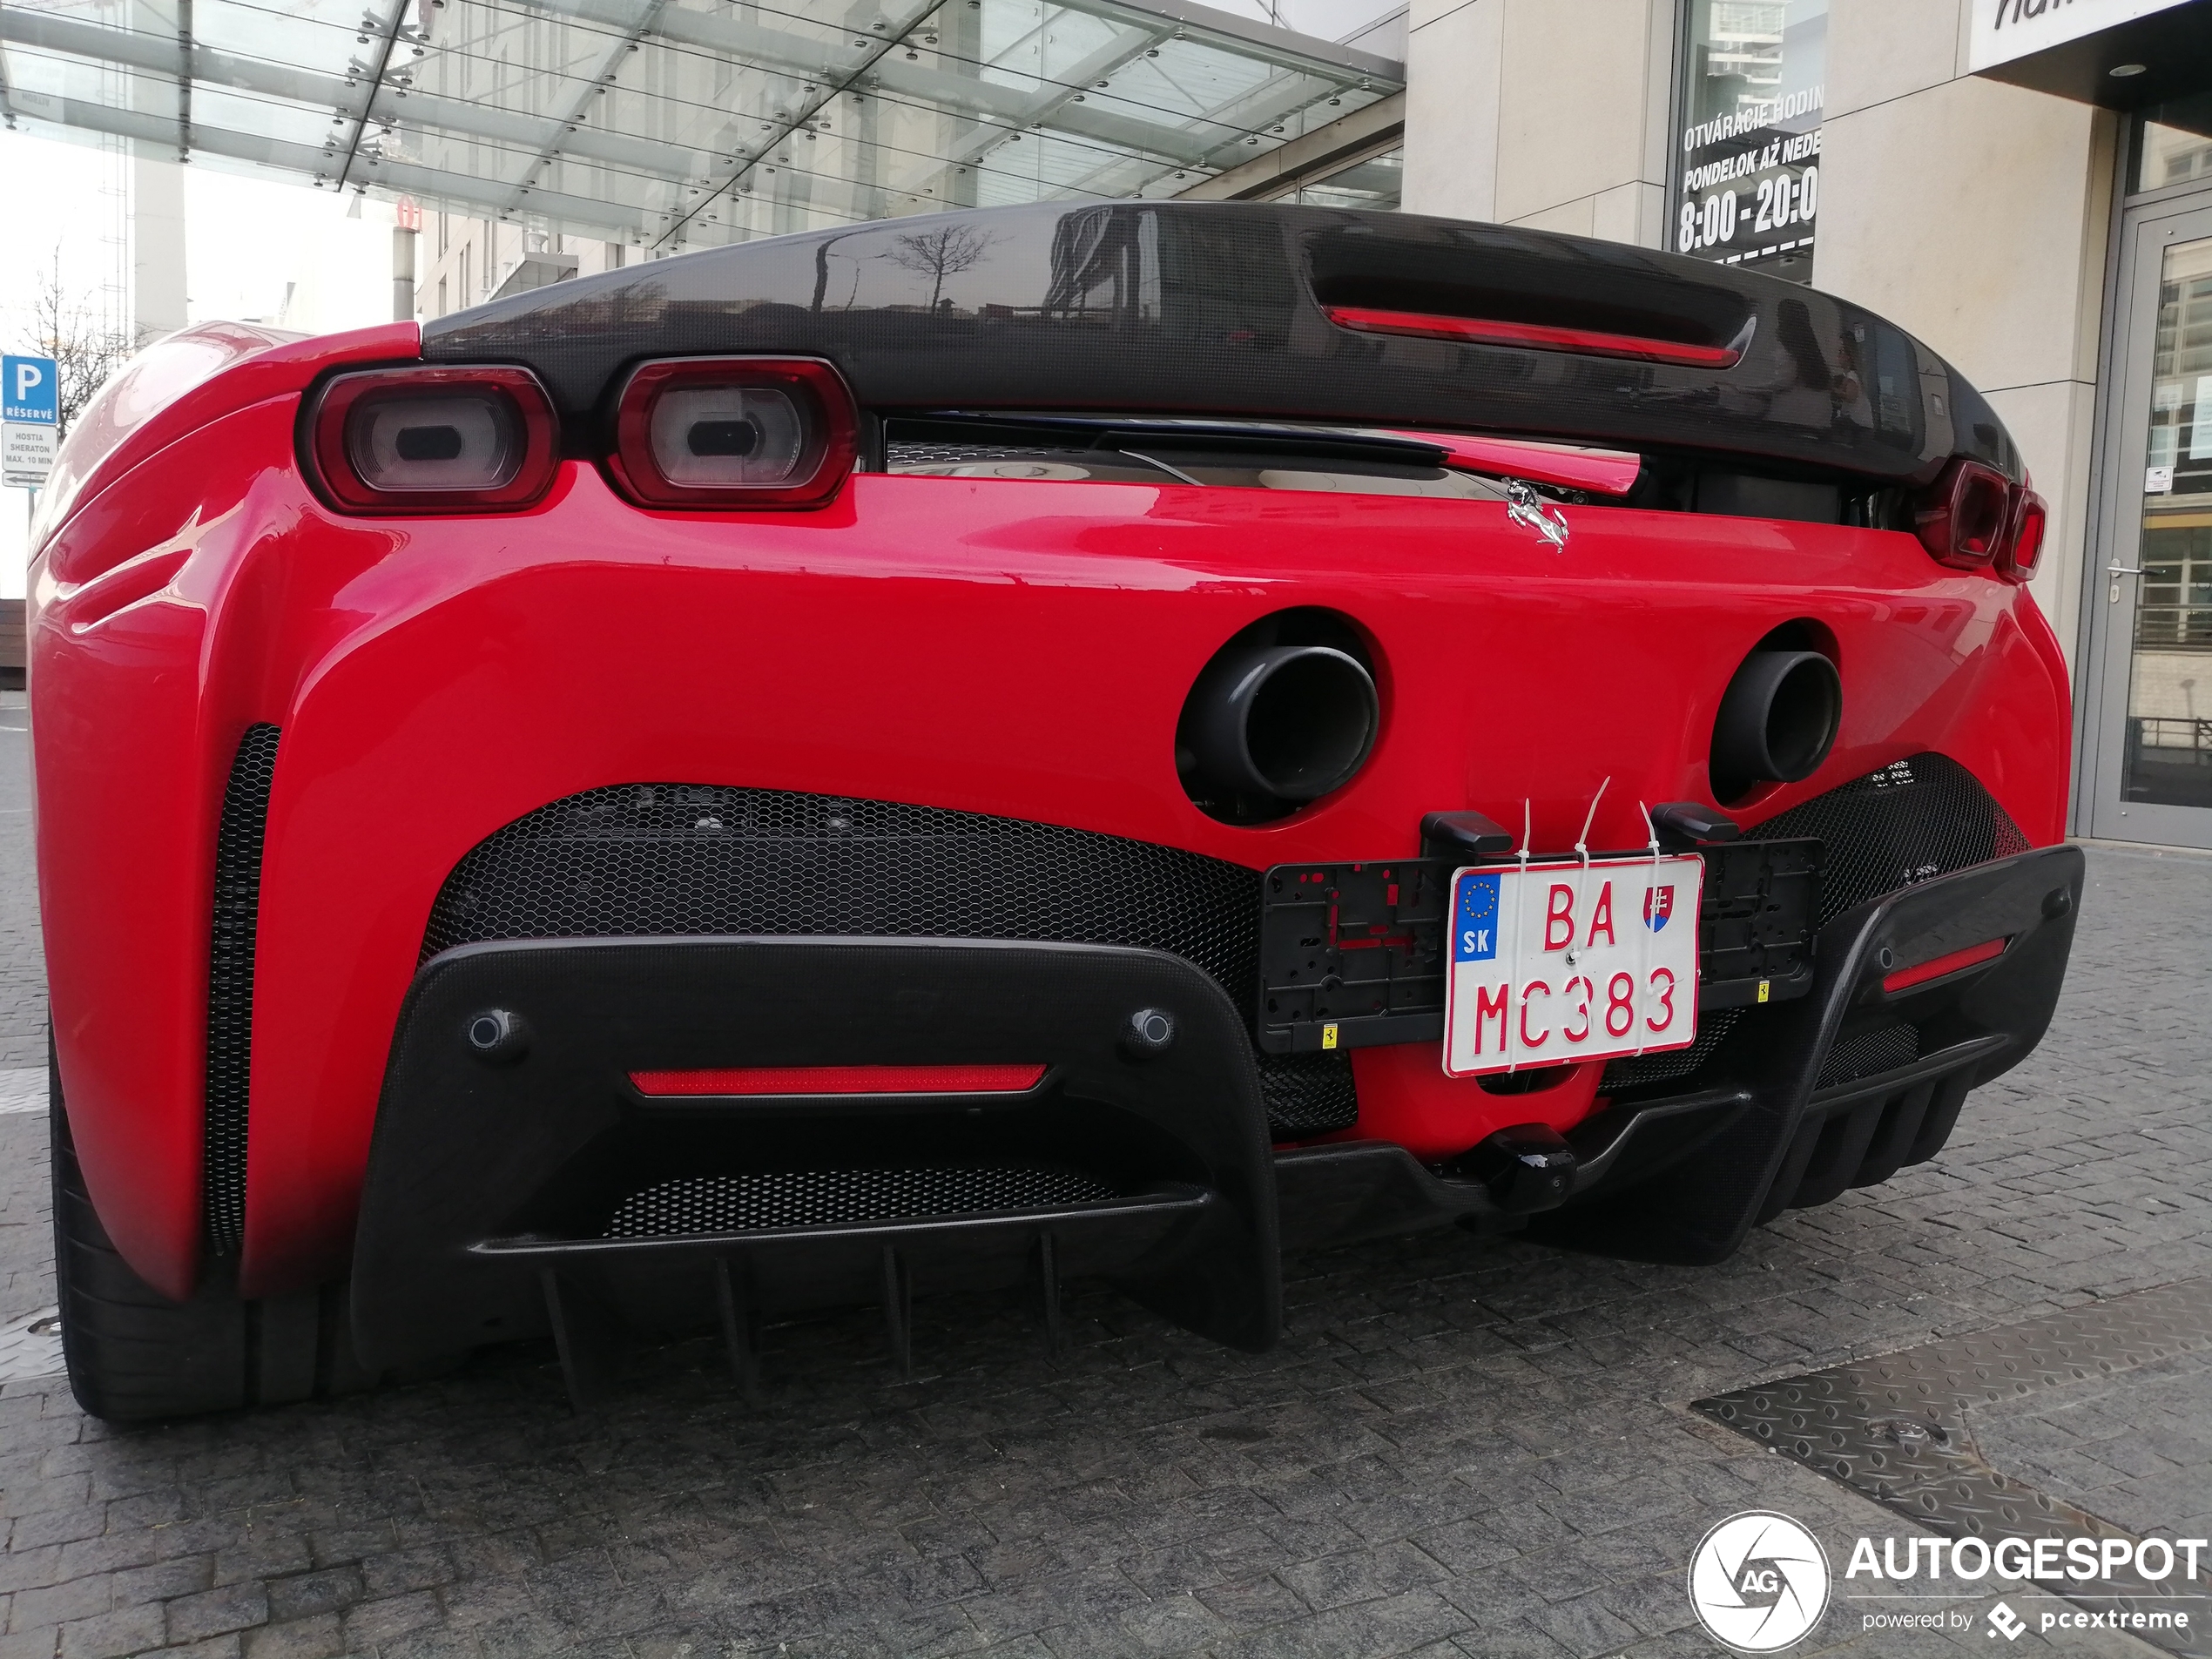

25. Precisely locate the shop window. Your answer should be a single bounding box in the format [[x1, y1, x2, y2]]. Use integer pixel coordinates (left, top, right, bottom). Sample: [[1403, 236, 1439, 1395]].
[[1670, 0, 1825, 283], [2134, 94, 2212, 195]]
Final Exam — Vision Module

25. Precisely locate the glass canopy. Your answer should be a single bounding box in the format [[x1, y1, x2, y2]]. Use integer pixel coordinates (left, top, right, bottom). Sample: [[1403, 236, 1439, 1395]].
[[0, 0, 1403, 251]]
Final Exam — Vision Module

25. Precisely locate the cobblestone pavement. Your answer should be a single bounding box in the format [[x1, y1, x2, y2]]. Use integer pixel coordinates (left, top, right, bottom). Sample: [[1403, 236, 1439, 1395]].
[[0, 835, 2205, 1658]]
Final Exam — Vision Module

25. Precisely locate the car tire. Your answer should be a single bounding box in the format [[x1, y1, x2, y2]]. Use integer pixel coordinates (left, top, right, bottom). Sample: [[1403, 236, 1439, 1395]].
[[50, 1039, 381, 1420]]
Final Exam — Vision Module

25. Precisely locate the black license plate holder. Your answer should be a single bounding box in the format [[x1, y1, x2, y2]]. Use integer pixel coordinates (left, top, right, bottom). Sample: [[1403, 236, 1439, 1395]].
[[1256, 837, 1823, 1054]]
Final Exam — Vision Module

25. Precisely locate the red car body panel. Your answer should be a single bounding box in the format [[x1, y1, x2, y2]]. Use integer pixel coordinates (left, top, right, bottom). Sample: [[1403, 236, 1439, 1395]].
[[31, 324, 2070, 1304]]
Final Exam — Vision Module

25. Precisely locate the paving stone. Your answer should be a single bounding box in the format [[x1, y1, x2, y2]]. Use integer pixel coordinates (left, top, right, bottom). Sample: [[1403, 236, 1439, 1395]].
[[238, 1616, 343, 1659], [0, 840, 2207, 1656]]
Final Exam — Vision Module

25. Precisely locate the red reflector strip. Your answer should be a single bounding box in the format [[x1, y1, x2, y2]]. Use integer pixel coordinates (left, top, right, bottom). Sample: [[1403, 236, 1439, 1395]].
[[1324, 305, 1743, 368], [630, 1063, 1048, 1097], [1883, 937, 2007, 994]]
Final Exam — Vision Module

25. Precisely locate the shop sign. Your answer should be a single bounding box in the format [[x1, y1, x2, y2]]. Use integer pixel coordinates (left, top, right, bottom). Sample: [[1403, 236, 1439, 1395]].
[[1671, 1, 1826, 283], [1969, 0, 2196, 74]]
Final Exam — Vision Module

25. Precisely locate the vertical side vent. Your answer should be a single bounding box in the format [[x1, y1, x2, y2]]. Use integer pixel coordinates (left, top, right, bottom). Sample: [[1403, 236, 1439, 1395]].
[[205, 724, 280, 1252]]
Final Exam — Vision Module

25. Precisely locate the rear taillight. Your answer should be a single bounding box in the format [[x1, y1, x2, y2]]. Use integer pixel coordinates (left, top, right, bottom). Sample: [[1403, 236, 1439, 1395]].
[[307, 365, 558, 513], [1914, 460, 2047, 583], [1996, 488, 2047, 583], [609, 356, 856, 509], [1913, 459, 2012, 570]]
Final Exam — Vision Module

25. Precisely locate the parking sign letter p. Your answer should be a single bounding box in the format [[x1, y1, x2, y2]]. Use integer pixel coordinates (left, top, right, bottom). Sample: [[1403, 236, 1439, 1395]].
[[15, 362, 39, 403]]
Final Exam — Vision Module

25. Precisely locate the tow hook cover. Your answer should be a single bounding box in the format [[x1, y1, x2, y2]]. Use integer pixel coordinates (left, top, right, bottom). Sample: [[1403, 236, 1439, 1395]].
[[1464, 1122, 1578, 1213]]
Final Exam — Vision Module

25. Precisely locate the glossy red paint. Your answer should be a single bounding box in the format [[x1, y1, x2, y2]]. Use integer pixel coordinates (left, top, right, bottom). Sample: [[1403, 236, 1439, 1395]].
[[30, 323, 2073, 1302], [39, 322, 421, 577], [630, 1063, 1049, 1096], [1325, 305, 1744, 368]]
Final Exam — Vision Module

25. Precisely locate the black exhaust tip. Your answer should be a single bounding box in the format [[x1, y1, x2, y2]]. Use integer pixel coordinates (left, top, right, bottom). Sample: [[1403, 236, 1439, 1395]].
[[1710, 648, 1841, 803], [1178, 630, 1379, 823]]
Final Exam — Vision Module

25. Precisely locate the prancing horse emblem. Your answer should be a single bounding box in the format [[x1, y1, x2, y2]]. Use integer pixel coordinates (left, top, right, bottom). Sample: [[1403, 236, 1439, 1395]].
[[1504, 478, 1570, 552]]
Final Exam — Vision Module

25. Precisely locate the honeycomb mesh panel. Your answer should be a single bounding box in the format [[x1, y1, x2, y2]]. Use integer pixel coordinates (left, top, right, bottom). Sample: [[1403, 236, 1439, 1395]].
[[420, 785, 1359, 1125], [425, 784, 1262, 998], [1741, 753, 2029, 929], [1817, 1023, 1919, 1089], [1256, 1050, 1358, 1137], [1600, 1008, 1742, 1094], [605, 1166, 1121, 1238], [1595, 756, 2023, 1103], [205, 725, 281, 1251]]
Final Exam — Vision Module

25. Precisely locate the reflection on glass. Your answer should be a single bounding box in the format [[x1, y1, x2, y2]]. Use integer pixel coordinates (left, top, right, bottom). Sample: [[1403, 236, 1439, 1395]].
[[1279, 145, 1400, 211], [2134, 97, 2212, 195], [2123, 233, 2212, 812]]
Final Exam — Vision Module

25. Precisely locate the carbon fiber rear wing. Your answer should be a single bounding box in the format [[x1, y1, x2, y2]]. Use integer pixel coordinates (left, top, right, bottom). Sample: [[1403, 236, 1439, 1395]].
[[423, 201, 2016, 489]]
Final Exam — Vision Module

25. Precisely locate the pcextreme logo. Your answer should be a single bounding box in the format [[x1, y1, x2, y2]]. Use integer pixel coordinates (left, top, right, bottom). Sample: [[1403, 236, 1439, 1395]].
[[1687, 1512, 1832, 1653]]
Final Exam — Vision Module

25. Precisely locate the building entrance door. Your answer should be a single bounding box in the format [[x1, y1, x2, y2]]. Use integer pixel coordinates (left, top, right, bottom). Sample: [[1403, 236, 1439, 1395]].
[[2087, 201, 2212, 847]]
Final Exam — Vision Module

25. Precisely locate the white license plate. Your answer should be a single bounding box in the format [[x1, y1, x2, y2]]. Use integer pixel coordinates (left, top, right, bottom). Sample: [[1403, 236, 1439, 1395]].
[[1443, 854, 1703, 1077]]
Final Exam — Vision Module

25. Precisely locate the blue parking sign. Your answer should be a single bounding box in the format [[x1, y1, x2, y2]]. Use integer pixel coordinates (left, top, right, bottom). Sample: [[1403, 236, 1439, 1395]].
[[3, 356, 58, 425]]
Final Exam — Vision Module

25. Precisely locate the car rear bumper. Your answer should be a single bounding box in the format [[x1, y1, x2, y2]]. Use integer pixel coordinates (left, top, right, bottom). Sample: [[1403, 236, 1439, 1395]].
[[33, 430, 2074, 1302], [350, 844, 2080, 1397]]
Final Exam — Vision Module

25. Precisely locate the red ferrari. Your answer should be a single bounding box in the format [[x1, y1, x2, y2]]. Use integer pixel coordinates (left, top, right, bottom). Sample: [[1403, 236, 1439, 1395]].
[[32, 203, 2081, 1419]]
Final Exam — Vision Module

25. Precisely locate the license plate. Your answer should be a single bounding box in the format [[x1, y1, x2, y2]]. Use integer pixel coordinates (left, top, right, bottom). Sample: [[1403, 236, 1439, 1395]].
[[1443, 854, 1704, 1077]]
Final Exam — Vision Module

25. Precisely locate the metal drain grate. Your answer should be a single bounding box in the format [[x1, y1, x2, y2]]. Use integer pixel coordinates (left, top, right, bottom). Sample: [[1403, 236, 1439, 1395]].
[[605, 1167, 1123, 1238], [1694, 1278, 2212, 1656]]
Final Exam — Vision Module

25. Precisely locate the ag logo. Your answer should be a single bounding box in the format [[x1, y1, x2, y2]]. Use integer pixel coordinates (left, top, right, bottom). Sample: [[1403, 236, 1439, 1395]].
[[1687, 1511, 1831, 1652]]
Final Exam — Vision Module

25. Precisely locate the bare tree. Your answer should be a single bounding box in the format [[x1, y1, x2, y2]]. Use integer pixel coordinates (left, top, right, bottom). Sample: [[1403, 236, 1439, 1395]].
[[881, 225, 997, 311], [16, 247, 133, 436]]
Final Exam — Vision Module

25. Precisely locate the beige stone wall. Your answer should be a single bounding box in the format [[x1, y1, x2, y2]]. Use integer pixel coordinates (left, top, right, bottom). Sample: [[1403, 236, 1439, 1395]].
[[1404, 0, 1673, 243], [1402, 0, 2119, 696], [1817, 0, 2116, 677]]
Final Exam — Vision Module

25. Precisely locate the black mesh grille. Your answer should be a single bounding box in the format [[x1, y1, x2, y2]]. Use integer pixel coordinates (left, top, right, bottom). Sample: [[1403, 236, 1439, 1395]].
[[1817, 1022, 1919, 1089], [1742, 752, 2029, 928], [205, 725, 280, 1251], [426, 785, 1362, 1136], [1598, 753, 2023, 1102], [1255, 1051, 1359, 1137], [1602, 1008, 1742, 1094], [605, 1167, 1120, 1238], [425, 784, 1261, 990]]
